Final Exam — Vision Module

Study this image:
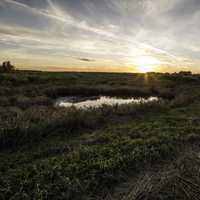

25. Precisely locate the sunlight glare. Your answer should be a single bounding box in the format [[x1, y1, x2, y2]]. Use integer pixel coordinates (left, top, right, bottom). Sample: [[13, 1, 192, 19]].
[[135, 56, 158, 73], [138, 65, 153, 73]]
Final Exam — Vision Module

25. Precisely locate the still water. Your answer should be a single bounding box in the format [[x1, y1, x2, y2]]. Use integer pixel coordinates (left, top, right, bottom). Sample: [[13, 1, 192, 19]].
[[55, 96, 159, 109]]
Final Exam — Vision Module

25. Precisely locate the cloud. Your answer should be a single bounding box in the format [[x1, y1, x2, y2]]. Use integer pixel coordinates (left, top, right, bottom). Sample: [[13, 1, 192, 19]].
[[1, 0, 200, 72], [2, 0, 118, 38], [78, 58, 95, 62]]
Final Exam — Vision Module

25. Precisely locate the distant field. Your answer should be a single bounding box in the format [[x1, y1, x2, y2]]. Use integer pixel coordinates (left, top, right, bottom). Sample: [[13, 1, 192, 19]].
[[1, 71, 200, 199]]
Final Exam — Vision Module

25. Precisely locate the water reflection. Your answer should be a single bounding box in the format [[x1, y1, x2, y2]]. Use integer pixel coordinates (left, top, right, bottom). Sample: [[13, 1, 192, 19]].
[[55, 96, 159, 109]]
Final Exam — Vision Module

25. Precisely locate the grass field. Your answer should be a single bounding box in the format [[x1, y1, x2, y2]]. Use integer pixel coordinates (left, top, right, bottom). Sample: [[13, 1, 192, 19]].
[[1, 71, 200, 199]]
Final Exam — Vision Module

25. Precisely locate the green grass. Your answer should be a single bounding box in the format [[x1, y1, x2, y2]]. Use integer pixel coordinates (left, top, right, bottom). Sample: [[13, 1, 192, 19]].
[[1, 71, 200, 199]]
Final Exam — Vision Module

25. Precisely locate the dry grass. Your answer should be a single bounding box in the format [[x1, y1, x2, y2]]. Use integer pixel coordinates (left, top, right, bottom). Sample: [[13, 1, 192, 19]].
[[105, 151, 200, 200]]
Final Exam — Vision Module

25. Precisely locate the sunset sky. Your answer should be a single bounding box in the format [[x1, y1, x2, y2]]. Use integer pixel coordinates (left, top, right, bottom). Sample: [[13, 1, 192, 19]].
[[0, 0, 200, 72]]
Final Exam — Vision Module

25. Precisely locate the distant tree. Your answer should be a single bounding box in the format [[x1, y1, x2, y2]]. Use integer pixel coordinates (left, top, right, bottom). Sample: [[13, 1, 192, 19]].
[[0, 61, 15, 72], [179, 71, 192, 76]]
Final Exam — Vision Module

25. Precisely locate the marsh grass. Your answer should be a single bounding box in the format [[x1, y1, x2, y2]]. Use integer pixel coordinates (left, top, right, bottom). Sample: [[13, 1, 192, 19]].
[[1, 117, 198, 200], [0, 99, 168, 150], [1, 71, 200, 199]]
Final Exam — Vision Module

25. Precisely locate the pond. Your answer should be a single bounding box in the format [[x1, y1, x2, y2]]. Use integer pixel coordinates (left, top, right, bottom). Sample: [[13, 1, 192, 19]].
[[55, 96, 159, 109]]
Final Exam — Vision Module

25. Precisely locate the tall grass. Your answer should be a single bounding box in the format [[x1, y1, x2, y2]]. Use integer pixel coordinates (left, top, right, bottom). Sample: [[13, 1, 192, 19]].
[[0, 99, 167, 150]]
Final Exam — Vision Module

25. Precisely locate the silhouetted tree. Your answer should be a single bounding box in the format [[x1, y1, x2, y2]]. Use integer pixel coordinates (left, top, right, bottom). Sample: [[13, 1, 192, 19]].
[[179, 71, 192, 76], [0, 61, 15, 72]]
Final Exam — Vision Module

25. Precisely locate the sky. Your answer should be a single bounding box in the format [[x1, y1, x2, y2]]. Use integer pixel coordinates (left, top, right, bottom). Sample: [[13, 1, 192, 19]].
[[0, 0, 200, 72]]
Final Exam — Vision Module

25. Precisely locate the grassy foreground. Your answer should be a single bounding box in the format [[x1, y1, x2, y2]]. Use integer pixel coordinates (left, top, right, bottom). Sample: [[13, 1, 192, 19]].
[[1, 71, 200, 199]]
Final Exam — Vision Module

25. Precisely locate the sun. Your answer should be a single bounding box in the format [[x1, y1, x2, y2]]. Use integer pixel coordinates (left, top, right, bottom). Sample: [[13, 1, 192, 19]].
[[138, 65, 153, 73], [135, 56, 158, 73]]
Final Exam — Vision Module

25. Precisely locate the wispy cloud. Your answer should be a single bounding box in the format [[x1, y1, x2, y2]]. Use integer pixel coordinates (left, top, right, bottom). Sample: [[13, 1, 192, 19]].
[[3, 0, 117, 38]]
